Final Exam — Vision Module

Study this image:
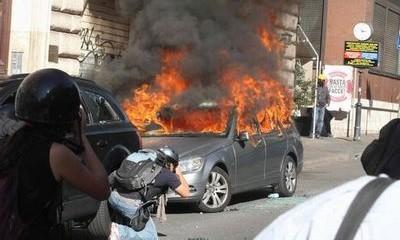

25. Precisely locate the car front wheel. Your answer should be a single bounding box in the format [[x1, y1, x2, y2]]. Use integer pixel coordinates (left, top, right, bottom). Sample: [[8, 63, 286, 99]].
[[277, 155, 297, 197], [197, 166, 231, 213]]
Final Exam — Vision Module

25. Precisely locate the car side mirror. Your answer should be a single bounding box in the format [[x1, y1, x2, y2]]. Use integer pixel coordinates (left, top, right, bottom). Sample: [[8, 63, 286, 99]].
[[237, 131, 250, 142]]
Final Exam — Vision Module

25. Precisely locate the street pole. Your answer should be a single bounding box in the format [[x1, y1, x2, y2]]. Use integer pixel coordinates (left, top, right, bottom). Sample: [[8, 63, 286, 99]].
[[353, 70, 362, 141], [297, 24, 320, 139], [312, 59, 320, 140]]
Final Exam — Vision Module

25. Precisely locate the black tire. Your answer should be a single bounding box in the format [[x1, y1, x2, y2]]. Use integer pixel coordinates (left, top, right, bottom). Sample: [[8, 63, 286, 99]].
[[277, 155, 297, 197], [87, 201, 111, 240], [197, 166, 231, 213]]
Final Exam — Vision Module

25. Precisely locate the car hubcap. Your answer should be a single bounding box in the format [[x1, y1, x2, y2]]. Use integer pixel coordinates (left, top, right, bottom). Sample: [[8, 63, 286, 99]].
[[284, 161, 296, 192], [202, 171, 228, 208]]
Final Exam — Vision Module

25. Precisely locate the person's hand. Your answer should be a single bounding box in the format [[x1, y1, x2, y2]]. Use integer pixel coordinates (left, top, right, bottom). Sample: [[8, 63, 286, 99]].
[[175, 165, 183, 175], [79, 106, 87, 133], [72, 107, 87, 142]]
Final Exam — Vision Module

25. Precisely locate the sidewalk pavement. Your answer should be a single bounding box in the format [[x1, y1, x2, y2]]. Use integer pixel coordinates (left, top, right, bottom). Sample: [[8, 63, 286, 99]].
[[301, 134, 378, 165]]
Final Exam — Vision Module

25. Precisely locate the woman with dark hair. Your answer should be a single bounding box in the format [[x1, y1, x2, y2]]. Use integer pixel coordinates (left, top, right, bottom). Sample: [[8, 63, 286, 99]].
[[0, 69, 110, 239]]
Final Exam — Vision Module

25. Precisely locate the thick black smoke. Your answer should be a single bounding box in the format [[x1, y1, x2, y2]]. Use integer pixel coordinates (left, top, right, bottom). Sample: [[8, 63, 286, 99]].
[[96, 0, 297, 105]]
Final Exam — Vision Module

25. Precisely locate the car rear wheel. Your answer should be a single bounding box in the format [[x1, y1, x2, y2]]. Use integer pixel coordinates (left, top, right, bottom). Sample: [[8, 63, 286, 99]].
[[277, 155, 297, 197], [197, 166, 231, 213]]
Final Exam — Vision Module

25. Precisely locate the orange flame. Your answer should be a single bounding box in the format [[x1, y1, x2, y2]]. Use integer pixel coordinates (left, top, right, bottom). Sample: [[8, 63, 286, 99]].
[[221, 69, 293, 134], [258, 27, 285, 53], [122, 50, 188, 132], [123, 27, 293, 135]]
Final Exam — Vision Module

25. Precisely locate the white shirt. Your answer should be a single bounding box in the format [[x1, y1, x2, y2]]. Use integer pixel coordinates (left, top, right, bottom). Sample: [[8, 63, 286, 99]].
[[255, 175, 400, 240]]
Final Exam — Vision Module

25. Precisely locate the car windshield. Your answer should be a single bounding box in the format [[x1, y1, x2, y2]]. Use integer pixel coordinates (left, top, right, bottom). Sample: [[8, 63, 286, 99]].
[[142, 103, 233, 137]]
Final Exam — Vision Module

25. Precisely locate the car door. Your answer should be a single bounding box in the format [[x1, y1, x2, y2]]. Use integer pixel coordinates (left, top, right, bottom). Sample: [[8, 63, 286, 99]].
[[62, 88, 142, 220], [80, 88, 140, 174], [262, 126, 288, 184], [233, 120, 266, 189]]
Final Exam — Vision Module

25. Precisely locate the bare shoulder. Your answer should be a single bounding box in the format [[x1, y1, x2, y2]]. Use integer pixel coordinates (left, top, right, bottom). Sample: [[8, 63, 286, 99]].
[[50, 142, 77, 160], [49, 142, 79, 181]]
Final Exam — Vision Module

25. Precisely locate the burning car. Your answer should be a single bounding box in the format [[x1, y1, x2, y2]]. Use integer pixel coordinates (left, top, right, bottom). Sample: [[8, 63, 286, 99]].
[[141, 103, 303, 212], [0, 74, 142, 221], [119, 47, 303, 213]]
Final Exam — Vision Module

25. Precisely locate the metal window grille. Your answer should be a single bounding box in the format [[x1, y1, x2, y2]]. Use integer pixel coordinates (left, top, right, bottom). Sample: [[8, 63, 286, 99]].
[[10, 51, 23, 74]]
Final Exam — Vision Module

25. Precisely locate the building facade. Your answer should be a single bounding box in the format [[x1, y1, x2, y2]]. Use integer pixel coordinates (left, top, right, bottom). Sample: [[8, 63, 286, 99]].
[[299, 0, 400, 137], [1, 0, 299, 85], [0, 0, 129, 78]]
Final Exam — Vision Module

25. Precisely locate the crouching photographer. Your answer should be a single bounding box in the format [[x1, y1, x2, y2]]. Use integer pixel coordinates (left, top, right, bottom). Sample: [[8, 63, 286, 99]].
[[88, 146, 189, 240]]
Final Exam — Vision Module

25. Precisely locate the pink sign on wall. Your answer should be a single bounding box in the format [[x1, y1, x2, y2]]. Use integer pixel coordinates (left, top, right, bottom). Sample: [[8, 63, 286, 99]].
[[324, 65, 354, 112]]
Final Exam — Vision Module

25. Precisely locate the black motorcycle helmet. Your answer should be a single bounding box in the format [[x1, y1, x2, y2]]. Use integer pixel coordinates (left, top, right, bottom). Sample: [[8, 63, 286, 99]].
[[156, 146, 179, 167], [15, 68, 81, 126]]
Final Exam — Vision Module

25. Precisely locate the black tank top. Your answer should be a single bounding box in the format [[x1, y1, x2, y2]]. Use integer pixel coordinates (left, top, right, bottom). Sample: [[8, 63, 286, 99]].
[[16, 127, 61, 239]]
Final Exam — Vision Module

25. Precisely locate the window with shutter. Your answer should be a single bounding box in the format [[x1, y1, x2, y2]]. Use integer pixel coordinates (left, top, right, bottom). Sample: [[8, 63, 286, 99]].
[[383, 10, 400, 74], [299, 0, 324, 54], [372, 1, 400, 76], [388, 0, 400, 8], [373, 3, 386, 72]]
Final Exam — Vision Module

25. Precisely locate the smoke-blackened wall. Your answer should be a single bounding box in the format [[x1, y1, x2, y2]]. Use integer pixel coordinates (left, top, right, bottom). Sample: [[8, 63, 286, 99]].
[[96, 0, 297, 103]]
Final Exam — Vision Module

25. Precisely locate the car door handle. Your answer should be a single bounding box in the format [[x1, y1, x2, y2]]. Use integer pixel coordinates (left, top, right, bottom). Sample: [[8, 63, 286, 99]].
[[96, 139, 108, 148]]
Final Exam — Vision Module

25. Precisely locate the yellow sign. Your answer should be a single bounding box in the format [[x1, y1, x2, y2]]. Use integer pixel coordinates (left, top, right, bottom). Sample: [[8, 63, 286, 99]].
[[345, 41, 379, 53], [344, 41, 379, 68]]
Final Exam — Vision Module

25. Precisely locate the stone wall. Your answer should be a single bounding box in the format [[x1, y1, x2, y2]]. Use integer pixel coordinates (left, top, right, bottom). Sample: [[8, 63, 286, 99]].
[[277, 3, 299, 91], [78, 0, 129, 78], [47, 0, 130, 77], [48, 0, 85, 76]]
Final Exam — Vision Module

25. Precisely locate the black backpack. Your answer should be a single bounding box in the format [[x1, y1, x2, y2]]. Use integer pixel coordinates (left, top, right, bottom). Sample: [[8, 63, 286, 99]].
[[91, 150, 163, 234], [361, 118, 400, 177], [0, 170, 23, 240], [113, 159, 162, 191], [109, 150, 163, 192], [0, 127, 68, 239]]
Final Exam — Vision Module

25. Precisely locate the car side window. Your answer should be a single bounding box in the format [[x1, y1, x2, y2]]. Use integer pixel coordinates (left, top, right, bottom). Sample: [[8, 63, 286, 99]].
[[84, 91, 120, 124], [2, 92, 15, 105], [258, 114, 281, 134]]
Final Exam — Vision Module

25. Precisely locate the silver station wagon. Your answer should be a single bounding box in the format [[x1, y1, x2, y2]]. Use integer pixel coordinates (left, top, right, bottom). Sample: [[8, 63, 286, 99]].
[[142, 105, 303, 213]]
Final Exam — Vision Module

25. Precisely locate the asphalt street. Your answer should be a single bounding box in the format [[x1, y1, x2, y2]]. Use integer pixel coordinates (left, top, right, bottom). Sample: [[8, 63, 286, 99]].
[[154, 135, 377, 240]]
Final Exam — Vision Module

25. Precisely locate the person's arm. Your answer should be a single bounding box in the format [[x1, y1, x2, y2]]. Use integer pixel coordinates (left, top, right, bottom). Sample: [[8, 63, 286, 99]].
[[326, 87, 331, 106], [174, 166, 190, 198], [50, 143, 110, 200], [49, 109, 109, 200]]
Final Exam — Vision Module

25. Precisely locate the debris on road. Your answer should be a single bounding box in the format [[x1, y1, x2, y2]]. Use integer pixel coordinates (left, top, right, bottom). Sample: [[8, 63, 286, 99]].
[[267, 193, 280, 199], [225, 208, 239, 212]]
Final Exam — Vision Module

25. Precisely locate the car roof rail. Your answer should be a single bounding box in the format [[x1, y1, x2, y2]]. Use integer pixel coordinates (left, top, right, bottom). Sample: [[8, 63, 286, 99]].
[[1, 73, 100, 89], [4, 73, 96, 83], [72, 76, 96, 84], [7, 73, 29, 80]]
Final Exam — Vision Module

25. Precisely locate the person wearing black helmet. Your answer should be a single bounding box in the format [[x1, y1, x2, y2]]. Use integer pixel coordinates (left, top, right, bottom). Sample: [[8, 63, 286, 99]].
[[0, 68, 109, 240], [89, 146, 189, 240], [155, 146, 190, 196]]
